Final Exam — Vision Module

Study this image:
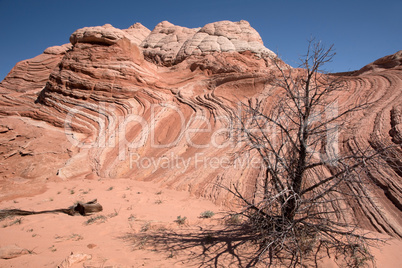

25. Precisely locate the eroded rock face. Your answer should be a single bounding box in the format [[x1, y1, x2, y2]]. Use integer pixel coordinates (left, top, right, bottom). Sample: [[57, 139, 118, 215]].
[[141, 21, 199, 65], [176, 20, 275, 62], [140, 20, 275, 65], [0, 21, 401, 239]]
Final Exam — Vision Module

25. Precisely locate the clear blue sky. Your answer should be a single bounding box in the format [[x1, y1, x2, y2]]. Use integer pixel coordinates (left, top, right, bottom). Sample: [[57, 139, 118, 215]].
[[0, 0, 401, 81]]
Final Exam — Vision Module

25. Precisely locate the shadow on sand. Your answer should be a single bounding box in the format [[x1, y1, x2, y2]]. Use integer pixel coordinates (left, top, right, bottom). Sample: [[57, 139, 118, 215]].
[[120, 225, 270, 268]]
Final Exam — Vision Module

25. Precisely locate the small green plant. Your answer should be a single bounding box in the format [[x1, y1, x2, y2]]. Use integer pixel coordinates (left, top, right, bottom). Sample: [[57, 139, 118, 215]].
[[54, 234, 63, 240], [107, 186, 114, 191], [174, 216, 187, 225], [225, 214, 242, 225], [155, 191, 163, 195], [108, 208, 120, 218], [128, 214, 136, 221], [3, 217, 23, 227], [26, 248, 36, 255], [155, 199, 163, 204], [70, 189, 75, 195], [200, 210, 215, 219], [141, 222, 151, 232], [49, 245, 57, 252], [69, 233, 83, 241], [85, 215, 107, 225]]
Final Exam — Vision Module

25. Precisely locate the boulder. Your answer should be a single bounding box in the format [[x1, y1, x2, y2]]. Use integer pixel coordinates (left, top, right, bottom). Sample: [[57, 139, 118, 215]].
[[58, 252, 92, 268]]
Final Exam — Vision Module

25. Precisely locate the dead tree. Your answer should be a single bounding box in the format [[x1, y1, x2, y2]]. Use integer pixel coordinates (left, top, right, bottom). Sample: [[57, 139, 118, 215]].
[[230, 40, 385, 267]]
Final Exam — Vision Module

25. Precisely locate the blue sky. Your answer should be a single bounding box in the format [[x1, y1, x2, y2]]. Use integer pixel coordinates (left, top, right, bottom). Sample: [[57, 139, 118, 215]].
[[0, 0, 401, 80]]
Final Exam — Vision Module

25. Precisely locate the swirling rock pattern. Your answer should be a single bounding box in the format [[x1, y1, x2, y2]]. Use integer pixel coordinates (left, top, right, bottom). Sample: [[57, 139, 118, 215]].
[[0, 20, 401, 238]]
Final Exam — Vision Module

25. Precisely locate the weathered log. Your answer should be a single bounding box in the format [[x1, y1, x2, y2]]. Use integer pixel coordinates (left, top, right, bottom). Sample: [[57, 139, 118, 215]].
[[0, 199, 103, 218], [73, 199, 103, 216]]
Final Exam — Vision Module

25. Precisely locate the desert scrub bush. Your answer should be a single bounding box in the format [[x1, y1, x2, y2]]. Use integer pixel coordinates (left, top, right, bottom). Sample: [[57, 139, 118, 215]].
[[70, 233, 84, 241], [200, 210, 215, 218], [128, 214, 136, 221], [2, 217, 22, 228], [107, 186, 114, 191], [108, 208, 120, 218], [225, 214, 242, 225], [174, 216, 187, 225], [82, 189, 91, 194], [84, 215, 107, 225], [141, 222, 151, 232], [167, 251, 174, 258]]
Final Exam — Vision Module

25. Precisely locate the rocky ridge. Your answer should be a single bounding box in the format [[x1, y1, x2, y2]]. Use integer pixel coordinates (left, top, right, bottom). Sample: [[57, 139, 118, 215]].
[[0, 20, 401, 240]]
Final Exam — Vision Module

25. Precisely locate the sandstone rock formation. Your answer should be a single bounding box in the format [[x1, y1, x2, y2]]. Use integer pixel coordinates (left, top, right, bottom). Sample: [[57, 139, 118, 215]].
[[70, 23, 150, 46], [140, 20, 275, 65], [0, 20, 401, 240], [176, 20, 275, 62], [141, 21, 199, 65]]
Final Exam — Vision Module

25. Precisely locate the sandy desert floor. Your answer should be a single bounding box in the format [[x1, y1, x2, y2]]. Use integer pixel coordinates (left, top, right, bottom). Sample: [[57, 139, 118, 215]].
[[0, 178, 401, 267], [0, 178, 230, 267]]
